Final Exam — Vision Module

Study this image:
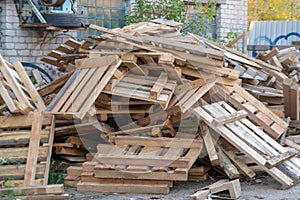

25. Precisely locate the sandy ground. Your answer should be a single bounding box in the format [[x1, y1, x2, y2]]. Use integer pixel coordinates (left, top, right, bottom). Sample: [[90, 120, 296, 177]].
[[65, 176, 300, 200]]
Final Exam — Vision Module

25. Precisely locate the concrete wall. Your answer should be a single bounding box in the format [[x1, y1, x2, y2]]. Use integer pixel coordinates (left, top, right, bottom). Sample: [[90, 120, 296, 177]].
[[0, 0, 76, 77], [216, 0, 248, 51]]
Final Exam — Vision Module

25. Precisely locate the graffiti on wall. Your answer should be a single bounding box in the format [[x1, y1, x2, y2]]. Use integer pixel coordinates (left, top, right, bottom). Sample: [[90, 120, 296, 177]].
[[252, 32, 300, 57]]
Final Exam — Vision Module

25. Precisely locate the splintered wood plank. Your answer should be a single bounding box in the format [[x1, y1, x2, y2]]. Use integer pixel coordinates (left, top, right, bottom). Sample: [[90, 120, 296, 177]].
[[12, 61, 46, 110], [24, 110, 43, 186], [221, 146, 256, 179], [77, 182, 170, 194], [150, 72, 168, 99]]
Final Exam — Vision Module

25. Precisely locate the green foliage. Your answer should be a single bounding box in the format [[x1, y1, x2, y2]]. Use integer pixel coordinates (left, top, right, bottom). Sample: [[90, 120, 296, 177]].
[[0, 158, 11, 165], [248, 0, 300, 24], [0, 185, 25, 199], [48, 159, 67, 185], [220, 31, 239, 46], [125, 0, 217, 35]]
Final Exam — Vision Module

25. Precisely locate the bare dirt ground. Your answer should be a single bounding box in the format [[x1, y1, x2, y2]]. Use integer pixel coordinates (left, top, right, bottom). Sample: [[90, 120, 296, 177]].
[[65, 175, 300, 200]]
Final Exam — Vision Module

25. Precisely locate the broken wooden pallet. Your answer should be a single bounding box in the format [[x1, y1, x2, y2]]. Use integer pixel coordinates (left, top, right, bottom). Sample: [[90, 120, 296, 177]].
[[216, 84, 288, 139], [193, 101, 300, 189], [75, 136, 202, 194], [190, 179, 241, 200], [0, 54, 45, 113], [104, 72, 177, 109], [46, 56, 121, 119], [0, 112, 55, 187]]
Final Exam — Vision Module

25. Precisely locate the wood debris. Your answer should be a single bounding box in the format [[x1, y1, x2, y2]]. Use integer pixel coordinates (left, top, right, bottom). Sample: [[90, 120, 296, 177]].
[[1, 20, 300, 197]]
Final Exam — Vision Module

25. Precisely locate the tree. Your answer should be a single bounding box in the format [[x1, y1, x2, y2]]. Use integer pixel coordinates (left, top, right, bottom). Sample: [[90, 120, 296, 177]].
[[248, 0, 300, 24], [125, 0, 217, 35]]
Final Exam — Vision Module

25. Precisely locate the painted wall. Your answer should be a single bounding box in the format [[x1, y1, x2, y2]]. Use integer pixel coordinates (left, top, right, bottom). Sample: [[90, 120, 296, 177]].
[[0, 0, 77, 78]]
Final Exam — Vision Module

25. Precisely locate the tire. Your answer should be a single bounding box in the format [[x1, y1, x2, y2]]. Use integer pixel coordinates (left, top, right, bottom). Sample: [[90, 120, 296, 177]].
[[42, 13, 82, 27], [21, 62, 53, 84]]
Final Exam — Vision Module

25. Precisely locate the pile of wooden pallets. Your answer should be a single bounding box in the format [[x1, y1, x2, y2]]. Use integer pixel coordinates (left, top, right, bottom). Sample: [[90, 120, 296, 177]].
[[2, 20, 300, 199], [41, 21, 300, 197]]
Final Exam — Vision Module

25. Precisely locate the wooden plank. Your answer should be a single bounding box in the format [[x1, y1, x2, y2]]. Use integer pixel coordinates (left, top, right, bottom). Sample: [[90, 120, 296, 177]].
[[94, 167, 188, 181], [0, 184, 64, 195], [77, 182, 170, 194], [211, 110, 247, 126], [0, 113, 52, 129], [75, 55, 119, 69], [0, 164, 46, 180], [290, 82, 299, 120], [283, 78, 292, 118], [43, 115, 55, 185], [96, 145, 190, 168], [190, 190, 210, 200], [24, 110, 43, 186], [266, 150, 297, 168], [58, 68, 97, 112], [114, 136, 202, 149], [150, 72, 168, 99], [12, 61, 46, 110], [0, 147, 48, 163], [201, 123, 219, 166], [40, 57, 63, 68], [215, 145, 240, 179]]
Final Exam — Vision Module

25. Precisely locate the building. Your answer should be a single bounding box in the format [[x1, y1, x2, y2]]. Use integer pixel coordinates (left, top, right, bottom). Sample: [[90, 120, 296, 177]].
[[0, 0, 247, 78]]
